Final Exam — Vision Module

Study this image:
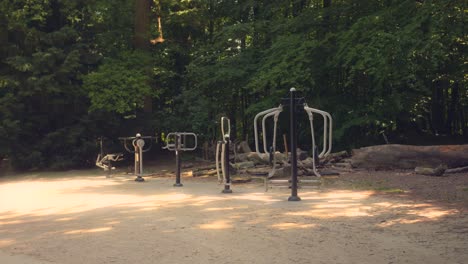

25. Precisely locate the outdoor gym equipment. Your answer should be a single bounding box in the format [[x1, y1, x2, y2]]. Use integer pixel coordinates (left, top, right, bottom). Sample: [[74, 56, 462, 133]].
[[254, 88, 333, 201], [215, 117, 233, 193], [119, 133, 155, 182], [253, 105, 283, 178], [95, 137, 123, 177], [163, 132, 198, 187]]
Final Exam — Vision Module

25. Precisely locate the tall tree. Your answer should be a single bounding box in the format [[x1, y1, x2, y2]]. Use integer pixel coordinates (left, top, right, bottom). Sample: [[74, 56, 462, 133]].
[[134, 0, 153, 113]]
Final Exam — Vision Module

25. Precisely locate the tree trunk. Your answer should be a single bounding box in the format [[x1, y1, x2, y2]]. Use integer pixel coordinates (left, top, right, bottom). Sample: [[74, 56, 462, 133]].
[[134, 0, 151, 50], [134, 0, 152, 113], [351, 144, 468, 169]]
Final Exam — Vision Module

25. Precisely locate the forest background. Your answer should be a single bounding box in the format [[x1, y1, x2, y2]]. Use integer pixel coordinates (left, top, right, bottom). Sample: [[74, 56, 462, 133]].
[[0, 0, 466, 170]]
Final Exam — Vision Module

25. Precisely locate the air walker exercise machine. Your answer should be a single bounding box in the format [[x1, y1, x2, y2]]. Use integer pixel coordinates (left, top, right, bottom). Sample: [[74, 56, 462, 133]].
[[254, 88, 333, 201], [163, 132, 197, 187], [119, 133, 155, 182], [95, 137, 123, 177], [215, 117, 233, 193]]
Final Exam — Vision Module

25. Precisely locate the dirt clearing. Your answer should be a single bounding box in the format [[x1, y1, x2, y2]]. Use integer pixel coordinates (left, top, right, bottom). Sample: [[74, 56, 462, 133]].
[[0, 166, 467, 264]]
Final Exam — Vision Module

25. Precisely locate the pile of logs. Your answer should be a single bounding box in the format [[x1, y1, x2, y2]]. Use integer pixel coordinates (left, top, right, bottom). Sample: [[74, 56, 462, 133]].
[[194, 141, 468, 178], [193, 140, 349, 178]]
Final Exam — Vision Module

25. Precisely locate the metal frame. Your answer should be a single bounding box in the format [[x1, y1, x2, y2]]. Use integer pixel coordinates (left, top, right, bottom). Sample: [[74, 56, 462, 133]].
[[95, 137, 123, 177], [165, 132, 197, 151], [254, 106, 283, 154], [215, 117, 233, 193], [119, 134, 155, 182], [253, 88, 333, 201], [95, 154, 123, 176], [163, 132, 198, 187], [304, 105, 333, 158], [254, 106, 283, 178]]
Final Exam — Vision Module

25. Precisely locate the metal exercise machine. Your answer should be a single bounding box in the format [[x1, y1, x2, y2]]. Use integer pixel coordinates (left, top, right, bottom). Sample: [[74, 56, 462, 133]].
[[95, 137, 123, 177], [215, 117, 233, 193], [254, 88, 333, 201], [119, 133, 155, 182], [254, 105, 283, 179], [163, 132, 198, 187]]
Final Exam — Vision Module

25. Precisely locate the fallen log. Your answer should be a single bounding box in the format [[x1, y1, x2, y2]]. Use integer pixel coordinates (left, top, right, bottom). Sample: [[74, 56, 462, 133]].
[[414, 165, 447, 177], [231, 176, 252, 183], [193, 169, 218, 177], [320, 150, 349, 164], [246, 167, 270, 176], [233, 161, 255, 170], [445, 166, 468, 174], [236, 151, 306, 165], [351, 144, 468, 169], [193, 164, 217, 172]]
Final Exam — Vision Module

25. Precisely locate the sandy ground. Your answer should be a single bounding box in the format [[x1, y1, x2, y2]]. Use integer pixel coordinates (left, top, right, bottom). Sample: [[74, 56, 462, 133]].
[[0, 164, 467, 264]]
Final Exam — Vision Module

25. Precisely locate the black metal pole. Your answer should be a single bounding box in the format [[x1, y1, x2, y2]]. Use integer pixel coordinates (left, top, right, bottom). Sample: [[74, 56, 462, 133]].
[[288, 88, 300, 201], [174, 134, 183, 187], [222, 139, 232, 193]]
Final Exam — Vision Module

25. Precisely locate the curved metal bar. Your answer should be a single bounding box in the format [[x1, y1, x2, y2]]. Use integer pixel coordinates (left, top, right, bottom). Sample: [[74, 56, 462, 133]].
[[119, 136, 155, 153], [304, 105, 333, 157], [122, 139, 136, 153], [262, 111, 280, 153], [268, 111, 280, 178], [304, 107, 327, 158], [221, 142, 226, 183], [215, 141, 222, 183], [253, 106, 282, 154], [180, 132, 197, 151], [164, 133, 177, 151], [164, 132, 197, 151], [307, 112, 321, 177], [141, 139, 153, 152], [221, 117, 230, 142]]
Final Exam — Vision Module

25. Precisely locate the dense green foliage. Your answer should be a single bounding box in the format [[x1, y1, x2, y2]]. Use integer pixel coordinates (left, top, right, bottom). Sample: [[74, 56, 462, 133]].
[[0, 0, 466, 170]]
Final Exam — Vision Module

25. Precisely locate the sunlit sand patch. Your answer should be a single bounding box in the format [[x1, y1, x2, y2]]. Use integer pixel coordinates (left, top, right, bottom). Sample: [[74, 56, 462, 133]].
[[396, 203, 433, 208], [323, 190, 374, 199], [299, 190, 374, 204], [378, 207, 459, 227], [378, 218, 426, 227], [0, 213, 24, 221], [64, 227, 112, 235], [203, 206, 248, 212], [377, 203, 434, 209], [204, 207, 236, 211], [232, 193, 282, 203], [54, 217, 74, 222], [135, 207, 158, 212], [313, 203, 361, 209], [373, 202, 393, 207], [0, 239, 15, 247], [199, 220, 233, 230], [270, 222, 316, 230], [0, 219, 30, 225], [407, 208, 458, 218], [0, 180, 194, 216], [286, 207, 372, 218]]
